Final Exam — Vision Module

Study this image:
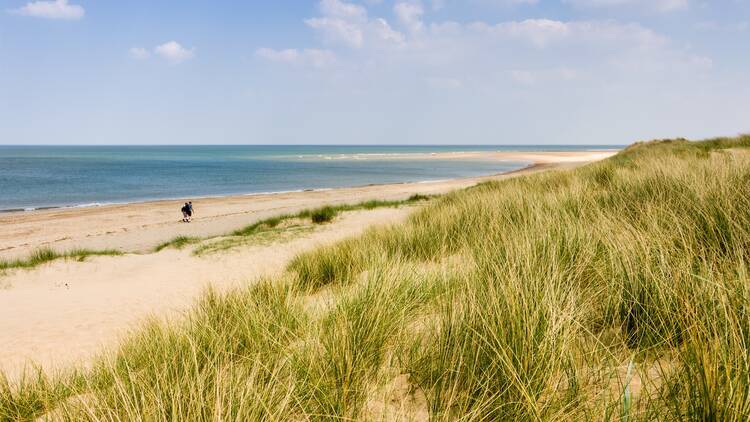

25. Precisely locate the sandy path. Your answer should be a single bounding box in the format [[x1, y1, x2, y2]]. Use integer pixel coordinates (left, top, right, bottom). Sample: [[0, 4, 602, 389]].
[[0, 151, 615, 261], [0, 208, 411, 377], [0, 150, 616, 378]]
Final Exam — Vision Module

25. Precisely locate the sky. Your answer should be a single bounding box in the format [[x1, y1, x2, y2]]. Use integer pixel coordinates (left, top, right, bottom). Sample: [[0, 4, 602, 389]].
[[0, 0, 748, 145]]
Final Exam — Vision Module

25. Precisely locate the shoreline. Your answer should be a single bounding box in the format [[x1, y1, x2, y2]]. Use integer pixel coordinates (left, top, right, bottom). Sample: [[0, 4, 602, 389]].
[[0, 149, 616, 214], [0, 151, 616, 261], [0, 167, 530, 214]]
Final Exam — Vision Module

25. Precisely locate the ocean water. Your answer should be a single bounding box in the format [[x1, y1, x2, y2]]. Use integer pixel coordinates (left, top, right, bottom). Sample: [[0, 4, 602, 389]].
[[0, 145, 613, 212]]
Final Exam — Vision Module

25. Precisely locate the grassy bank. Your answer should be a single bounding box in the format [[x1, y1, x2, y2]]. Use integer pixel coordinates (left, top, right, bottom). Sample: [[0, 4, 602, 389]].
[[153, 194, 433, 253], [0, 248, 122, 272], [3, 136, 750, 420]]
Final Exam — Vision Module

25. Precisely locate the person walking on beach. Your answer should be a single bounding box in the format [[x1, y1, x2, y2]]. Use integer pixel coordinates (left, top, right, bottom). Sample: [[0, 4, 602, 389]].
[[187, 201, 194, 222], [181, 203, 189, 222]]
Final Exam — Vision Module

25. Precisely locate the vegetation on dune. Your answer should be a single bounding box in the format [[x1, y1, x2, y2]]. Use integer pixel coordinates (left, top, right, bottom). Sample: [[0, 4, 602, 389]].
[[309, 206, 337, 223], [3, 136, 750, 420], [193, 224, 315, 255], [153, 235, 201, 252], [0, 247, 122, 272], [154, 194, 435, 253]]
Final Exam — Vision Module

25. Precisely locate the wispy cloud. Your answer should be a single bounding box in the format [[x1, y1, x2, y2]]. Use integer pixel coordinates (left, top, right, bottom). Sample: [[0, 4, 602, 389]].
[[394, 2, 425, 33], [303, 0, 407, 50], [129, 42, 195, 64], [256, 0, 711, 92], [10, 0, 84, 20]]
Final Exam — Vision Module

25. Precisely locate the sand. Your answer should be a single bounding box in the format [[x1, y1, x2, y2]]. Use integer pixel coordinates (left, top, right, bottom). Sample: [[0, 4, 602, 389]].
[[0, 150, 616, 377]]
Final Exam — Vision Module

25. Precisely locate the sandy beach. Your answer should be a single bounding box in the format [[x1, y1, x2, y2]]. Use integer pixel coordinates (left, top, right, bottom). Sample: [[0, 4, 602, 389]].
[[0, 150, 615, 378]]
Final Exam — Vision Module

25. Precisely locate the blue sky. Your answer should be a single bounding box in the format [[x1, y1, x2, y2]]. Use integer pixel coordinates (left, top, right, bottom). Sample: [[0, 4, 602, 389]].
[[0, 0, 748, 145]]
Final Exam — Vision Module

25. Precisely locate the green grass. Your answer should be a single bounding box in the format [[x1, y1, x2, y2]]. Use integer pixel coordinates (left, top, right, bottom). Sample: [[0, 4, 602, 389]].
[[193, 225, 315, 255], [4, 136, 750, 420], [242, 195, 433, 234], [0, 247, 122, 271], [153, 235, 201, 252], [310, 206, 337, 223]]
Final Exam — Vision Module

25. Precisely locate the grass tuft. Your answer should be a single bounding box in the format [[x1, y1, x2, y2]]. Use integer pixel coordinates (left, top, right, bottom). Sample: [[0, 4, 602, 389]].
[[310, 206, 337, 224], [0, 247, 122, 272], [153, 236, 200, 252]]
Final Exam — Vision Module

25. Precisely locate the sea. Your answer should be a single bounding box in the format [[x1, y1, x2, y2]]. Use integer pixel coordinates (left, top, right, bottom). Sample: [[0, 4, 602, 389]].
[[0, 145, 616, 212]]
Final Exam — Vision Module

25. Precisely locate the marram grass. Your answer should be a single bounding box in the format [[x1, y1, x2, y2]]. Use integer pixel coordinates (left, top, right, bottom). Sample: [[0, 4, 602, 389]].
[[3, 136, 750, 421]]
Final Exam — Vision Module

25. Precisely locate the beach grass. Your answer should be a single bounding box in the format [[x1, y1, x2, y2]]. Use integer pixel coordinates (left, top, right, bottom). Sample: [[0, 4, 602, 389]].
[[3, 135, 750, 420], [193, 225, 316, 255], [153, 194, 435, 253], [237, 195, 433, 235], [153, 235, 201, 252], [310, 206, 337, 223], [0, 247, 122, 272]]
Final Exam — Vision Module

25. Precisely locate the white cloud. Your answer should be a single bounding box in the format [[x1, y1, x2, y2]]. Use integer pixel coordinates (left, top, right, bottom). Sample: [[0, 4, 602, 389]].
[[470, 19, 569, 47], [305, 0, 368, 48], [306, 17, 365, 48], [10, 0, 84, 20], [563, 0, 689, 13], [256, 48, 336, 68], [261, 0, 708, 94], [304, 0, 405, 49], [319, 0, 367, 21], [394, 2, 425, 33], [373, 18, 406, 45], [129, 47, 150, 60], [154, 41, 195, 64]]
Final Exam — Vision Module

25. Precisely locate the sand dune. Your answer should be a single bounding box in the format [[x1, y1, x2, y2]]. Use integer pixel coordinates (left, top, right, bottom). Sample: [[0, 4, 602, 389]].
[[0, 150, 616, 378]]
